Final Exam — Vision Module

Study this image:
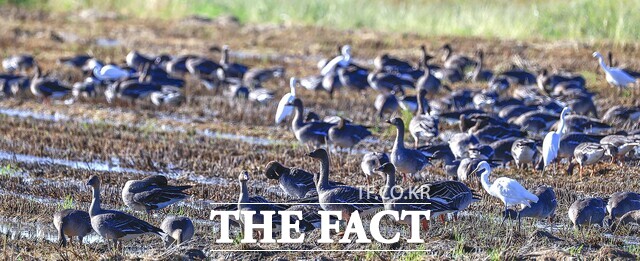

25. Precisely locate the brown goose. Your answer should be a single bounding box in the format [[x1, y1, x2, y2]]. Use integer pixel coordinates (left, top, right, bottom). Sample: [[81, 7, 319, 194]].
[[53, 209, 92, 247]]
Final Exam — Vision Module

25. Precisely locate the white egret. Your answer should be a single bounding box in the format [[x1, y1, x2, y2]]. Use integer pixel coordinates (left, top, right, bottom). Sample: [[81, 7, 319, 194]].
[[542, 107, 570, 168], [275, 77, 297, 124], [472, 161, 539, 223], [89, 60, 130, 81], [593, 52, 637, 88], [320, 45, 352, 76]]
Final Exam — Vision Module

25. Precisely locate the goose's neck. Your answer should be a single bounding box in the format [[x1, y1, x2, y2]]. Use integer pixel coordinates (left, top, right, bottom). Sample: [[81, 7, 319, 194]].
[[393, 124, 405, 150], [472, 55, 483, 81], [89, 186, 101, 217], [416, 95, 425, 116], [239, 180, 249, 204], [317, 156, 331, 191], [382, 172, 396, 201], [480, 171, 493, 196], [292, 104, 304, 130], [221, 49, 229, 65]]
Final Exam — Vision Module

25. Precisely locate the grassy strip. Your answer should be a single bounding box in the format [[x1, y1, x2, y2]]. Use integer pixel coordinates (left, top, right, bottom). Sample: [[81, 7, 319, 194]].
[[1, 0, 638, 42]]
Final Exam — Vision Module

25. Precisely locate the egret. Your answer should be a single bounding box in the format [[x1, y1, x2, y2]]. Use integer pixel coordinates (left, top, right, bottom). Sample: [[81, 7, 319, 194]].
[[320, 45, 351, 76], [593, 52, 637, 88], [542, 107, 570, 169], [89, 60, 130, 81], [275, 77, 297, 124], [472, 161, 539, 225]]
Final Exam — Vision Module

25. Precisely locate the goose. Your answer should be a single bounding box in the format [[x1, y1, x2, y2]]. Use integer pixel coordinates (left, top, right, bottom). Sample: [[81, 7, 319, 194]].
[[561, 94, 598, 118], [573, 142, 606, 177], [122, 175, 192, 214], [409, 89, 439, 148], [542, 107, 570, 168], [503, 186, 557, 228], [593, 52, 637, 88], [328, 117, 372, 150], [510, 111, 559, 133], [87, 175, 164, 249], [600, 135, 640, 162], [374, 92, 400, 119], [457, 157, 491, 183], [72, 77, 99, 99], [105, 79, 163, 104], [432, 67, 464, 83], [161, 216, 194, 247], [468, 144, 495, 160], [611, 210, 640, 232], [284, 204, 337, 231], [471, 124, 526, 144], [488, 138, 518, 166], [398, 93, 423, 113], [440, 44, 475, 71], [287, 98, 335, 146], [415, 180, 480, 220], [536, 69, 585, 95], [243, 67, 285, 88], [125, 51, 153, 71], [2, 54, 35, 74], [58, 55, 93, 72], [557, 133, 605, 162], [367, 70, 414, 93], [237, 171, 315, 238], [307, 149, 383, 224], [150, 89, 185, 107], [387, 117, 433, 182], [469, 49, 493, 82], [360, 152, 390, 186], [264, 161, 343, 198], [459, 113, 511, 133], [602, 106, 640, 125], [53, 209, 92, 247], [495, 69, 537, 85], [320, 45, 352, 76], [607, 192, 640, 225], [499, 105, 537, 122], [336, 66, 369, 92], [568, 197, 607, 229], [374, 53, 414, 72], [449, 133, 480, 159], [30, 66, 72, 101], [376, 163, 459, 230], [220, 45, 249, 79], [165, 55, 198, 76], [471, 161, 539, 224], [185, 57, 222, 90], [415, 66, 443, 96], [511, 138, 538, 169]]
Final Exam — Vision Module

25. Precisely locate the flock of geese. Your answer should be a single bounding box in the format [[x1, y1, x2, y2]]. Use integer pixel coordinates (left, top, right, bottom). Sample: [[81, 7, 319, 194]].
[[4, 43, 640, 253]]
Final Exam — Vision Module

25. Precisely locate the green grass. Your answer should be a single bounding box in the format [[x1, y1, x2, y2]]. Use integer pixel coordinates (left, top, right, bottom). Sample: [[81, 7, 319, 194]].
[[0, 164, 21, 177], [3, 0, 640, 42], [58, 194, 74, 209]]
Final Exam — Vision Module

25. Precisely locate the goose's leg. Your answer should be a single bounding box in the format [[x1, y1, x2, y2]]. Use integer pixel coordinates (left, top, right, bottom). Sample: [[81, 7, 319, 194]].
[[336, 211, 350, 237], [420, 218, 429, 231]]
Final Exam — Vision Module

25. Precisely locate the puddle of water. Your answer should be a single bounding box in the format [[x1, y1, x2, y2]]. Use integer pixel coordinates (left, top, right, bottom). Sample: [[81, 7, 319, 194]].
[[0, 217, 103, 244], [0, 108, 69, 122]]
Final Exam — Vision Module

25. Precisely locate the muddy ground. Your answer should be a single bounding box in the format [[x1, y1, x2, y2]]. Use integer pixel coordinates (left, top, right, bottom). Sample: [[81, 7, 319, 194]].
[[1, 7, 640, 260]]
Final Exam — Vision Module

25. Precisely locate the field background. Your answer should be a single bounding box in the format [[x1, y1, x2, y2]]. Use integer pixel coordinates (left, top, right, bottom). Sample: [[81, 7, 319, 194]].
[[2, 0, 639, 42]]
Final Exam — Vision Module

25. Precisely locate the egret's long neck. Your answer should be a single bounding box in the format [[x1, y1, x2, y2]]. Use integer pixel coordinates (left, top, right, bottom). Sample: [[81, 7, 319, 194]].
[[472, 55, 483, 81], [480, 171, 493, 196], [382, 172, 396, 201], [292, 104, 304, 130], [317, 156, 331, 191], [556, 113, 566, 135], [393, 124, 405, 150], [239, 180, 249, 204], [290, 84, 296, 97], [597, 57, 609, 71], [89, 186, 101, 217]]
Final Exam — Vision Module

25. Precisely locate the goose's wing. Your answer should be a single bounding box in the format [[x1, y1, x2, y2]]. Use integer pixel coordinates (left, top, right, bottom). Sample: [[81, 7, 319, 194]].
[[102, 211, 162, 236], [332, 186, 382, 210], [132, 186, 190, 209]]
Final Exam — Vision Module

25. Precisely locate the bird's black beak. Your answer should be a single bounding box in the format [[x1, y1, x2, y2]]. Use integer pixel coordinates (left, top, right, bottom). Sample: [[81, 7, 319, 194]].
[[375, 165, 385, 172], [385, 119, 392, 124]]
